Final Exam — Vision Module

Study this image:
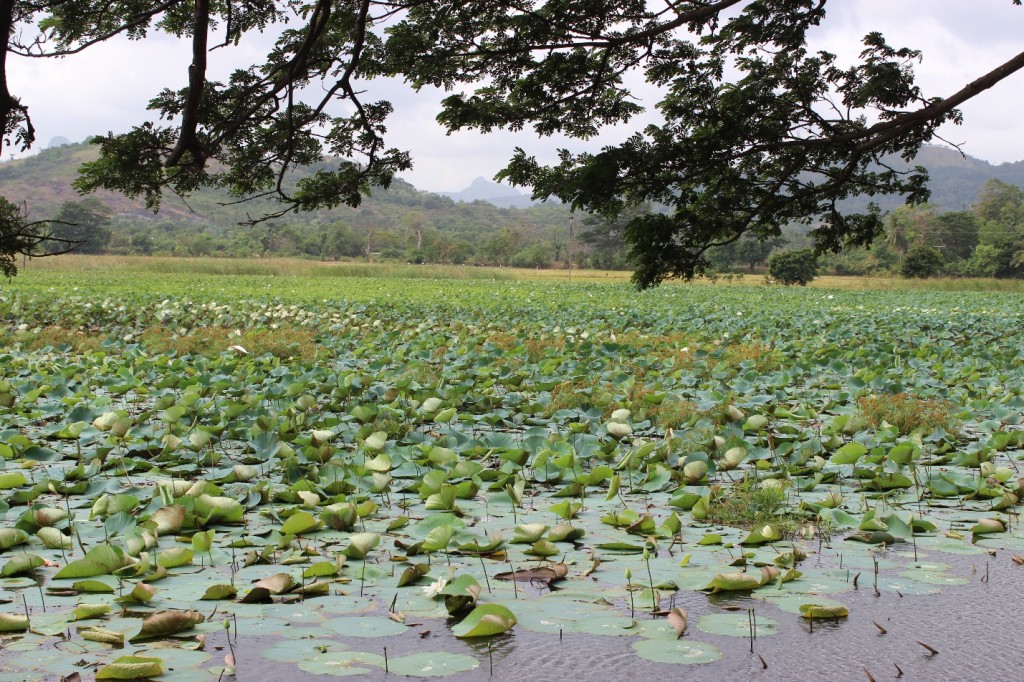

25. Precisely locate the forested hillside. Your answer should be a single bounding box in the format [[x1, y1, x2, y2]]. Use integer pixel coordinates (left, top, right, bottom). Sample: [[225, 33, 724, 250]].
[[0, 141, 575, 267], [2, 141, 1023, 275]]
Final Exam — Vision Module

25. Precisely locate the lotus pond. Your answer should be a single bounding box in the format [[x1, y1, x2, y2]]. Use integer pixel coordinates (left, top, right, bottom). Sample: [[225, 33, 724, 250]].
[[1, 270, 1023, 680]]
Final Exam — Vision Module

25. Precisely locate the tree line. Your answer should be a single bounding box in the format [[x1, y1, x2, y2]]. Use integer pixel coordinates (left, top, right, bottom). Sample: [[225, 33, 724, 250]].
[[42, 177, 1023, 280]]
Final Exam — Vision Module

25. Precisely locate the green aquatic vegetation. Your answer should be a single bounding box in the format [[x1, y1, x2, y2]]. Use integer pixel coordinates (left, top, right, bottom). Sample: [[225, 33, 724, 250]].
[[0, 272, 1023, 679], [704, 478, 802, 535]]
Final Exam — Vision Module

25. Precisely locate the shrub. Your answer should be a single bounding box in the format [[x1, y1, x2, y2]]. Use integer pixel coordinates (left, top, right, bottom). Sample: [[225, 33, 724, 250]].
[[901, 245, 944, 278], [707, 478, 801, 533], [767, 248, 819, 285]]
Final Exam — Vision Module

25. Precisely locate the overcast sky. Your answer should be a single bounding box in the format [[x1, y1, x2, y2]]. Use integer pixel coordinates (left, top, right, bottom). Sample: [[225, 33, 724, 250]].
[[8, 1, 1024, 194]]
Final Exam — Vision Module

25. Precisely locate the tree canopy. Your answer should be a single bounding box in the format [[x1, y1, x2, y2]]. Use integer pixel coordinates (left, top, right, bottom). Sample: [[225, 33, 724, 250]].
[[2, 0, 1023, 285]]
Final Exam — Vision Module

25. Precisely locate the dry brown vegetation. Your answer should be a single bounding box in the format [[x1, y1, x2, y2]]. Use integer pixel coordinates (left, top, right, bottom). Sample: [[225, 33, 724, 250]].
[[723, 342, 783, 372], [137, 326, 320, 361], [2, 325, 107, 354], [857, 393, 958, 435]]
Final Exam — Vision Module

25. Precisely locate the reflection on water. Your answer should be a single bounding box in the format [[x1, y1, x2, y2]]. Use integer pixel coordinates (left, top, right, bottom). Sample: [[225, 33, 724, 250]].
[[224, 548, 1018, 682]]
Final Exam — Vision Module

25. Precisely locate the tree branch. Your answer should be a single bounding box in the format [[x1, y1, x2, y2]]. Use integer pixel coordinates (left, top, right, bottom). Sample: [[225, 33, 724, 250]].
[[166, 0, 210, 168]]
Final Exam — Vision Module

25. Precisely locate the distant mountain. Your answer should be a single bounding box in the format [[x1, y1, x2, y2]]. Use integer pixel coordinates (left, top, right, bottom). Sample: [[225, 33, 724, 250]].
[[435, 147, 1024, 213], [0, 140, 574, 242], [842, 145, 1024, 213], [438, 176, 538, 208], [1, 140, 1021, 225]]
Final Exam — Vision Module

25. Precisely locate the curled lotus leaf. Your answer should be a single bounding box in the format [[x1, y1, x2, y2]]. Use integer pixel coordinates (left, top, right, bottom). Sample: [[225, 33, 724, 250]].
[[972, 518, 1005, 535], [254, 573, 296, 595], [77, 626, 125, 646], [799, 603, 849, 619], [0, 553, 44, 577], [546, 523, 585, 543], [129, 609, 205, 642], [740, 524, 782, 546], [0, 613, 29, 633], [157, 547, 194, 569], [511, 523, 549, 544], [667, 607, 688, 638], [321, 502, 358, 531], [343, 533, 381, 559], [280, 510, 321, 536], [96, 656, 164, 680], [151, 505, 186, 536], [195, 494, 244, 525], [0, 528, 30, 550], [201, 584, 238, 600], [452, 604, 517, 638], [525, 540, 560, 558], [55, 545, 135, 579], [703, 572, 762, 593]]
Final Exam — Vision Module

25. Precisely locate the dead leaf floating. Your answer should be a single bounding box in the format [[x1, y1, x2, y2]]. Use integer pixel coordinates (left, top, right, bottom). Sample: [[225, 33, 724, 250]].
[[667, 607, 688, 638], [494, 563, 568, 587], [129, 609, 205, 643]]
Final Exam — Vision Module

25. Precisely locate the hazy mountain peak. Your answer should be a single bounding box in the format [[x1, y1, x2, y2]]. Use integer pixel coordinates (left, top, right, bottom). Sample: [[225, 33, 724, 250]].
[[438, 176, 535, 208]]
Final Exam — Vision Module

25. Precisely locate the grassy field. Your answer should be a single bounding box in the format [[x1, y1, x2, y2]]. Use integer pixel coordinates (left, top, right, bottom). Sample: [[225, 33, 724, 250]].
[[17, 253, 1024, 291]]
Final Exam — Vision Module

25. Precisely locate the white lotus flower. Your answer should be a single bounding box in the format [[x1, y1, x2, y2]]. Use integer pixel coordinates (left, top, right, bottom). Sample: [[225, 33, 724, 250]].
[[422, 578, 448, 599]]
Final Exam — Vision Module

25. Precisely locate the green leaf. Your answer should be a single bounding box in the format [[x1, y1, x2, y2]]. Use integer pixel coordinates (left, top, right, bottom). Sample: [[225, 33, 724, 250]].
[[280, 510, 321, 536], [78, 626, 125, 646], [0, 528, 29, 550], [510, 523, 548, 544], [0, 553, 44, 577], [704, 572, 762, 593], [831, 442, 867, 465], [73, 603, 113, 620], [304, 561, 341, 579], [73, 579, 116, 593], [0, 613, 29, 633], [342, 532, 381, 559], [55, 545, 132, 579], [421, 526, 454, 553], [0, 472, 28, 489], [799, 603, 849, 619], [191, 529, 215, 553], [37, 526, 72, 549], [157, 547, 194, 568], [452, 604, 517, 638], [195, 494, 244, 524], [200, 584, 239, 600], [387, 652, 480, 677], [96, 655, 165, 680]]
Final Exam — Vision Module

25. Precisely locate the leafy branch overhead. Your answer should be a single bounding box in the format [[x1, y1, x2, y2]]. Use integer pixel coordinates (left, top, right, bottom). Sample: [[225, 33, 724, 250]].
[[1, 1, 1023, 283]]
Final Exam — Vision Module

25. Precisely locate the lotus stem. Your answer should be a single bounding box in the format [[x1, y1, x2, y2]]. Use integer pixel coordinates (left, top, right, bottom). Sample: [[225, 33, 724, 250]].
[[643, 549, 656, 610], [625, 568, 634, 618]]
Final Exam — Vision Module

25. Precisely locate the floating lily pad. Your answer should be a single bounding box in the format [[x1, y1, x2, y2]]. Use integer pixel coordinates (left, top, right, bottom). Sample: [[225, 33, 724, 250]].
[[323, 616, 408, 638], [263, 640, 346, 663], [697, 613, 778, 637], [297, 651, 385, 677], [753, 590, 849, 616], [632, 638, 723, 664], [574, 615, 639, 637], [387, 652, 480, 677]]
